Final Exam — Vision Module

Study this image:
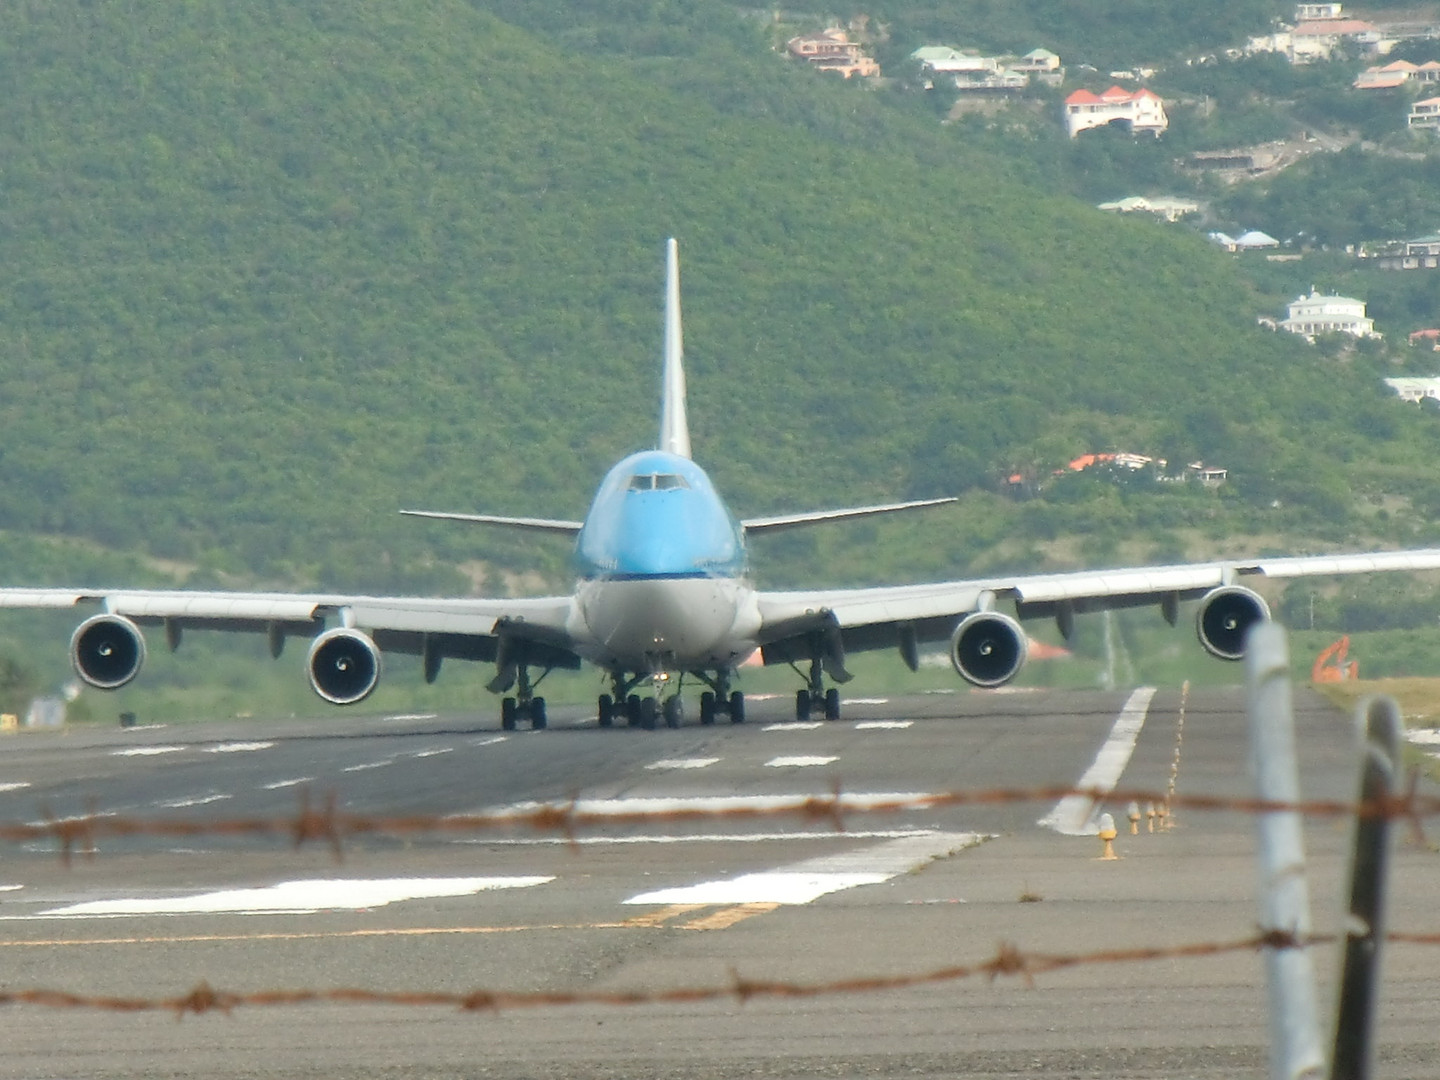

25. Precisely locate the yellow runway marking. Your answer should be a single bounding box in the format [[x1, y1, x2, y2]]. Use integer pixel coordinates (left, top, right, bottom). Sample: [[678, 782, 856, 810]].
[[0, 903, 760, 947], [679, 903, 780, 930]]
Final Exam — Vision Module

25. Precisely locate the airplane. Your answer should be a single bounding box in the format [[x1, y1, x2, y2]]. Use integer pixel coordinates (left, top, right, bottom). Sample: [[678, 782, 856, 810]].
[[6, 237, 1440, 730]]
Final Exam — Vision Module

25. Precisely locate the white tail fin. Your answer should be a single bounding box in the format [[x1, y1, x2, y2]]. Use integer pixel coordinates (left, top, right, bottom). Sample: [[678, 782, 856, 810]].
[[658, 237, 692, 459]]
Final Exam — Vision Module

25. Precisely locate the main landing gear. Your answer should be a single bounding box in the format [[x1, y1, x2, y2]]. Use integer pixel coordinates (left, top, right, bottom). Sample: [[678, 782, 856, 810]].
[[595, 669, 745, 730], [792, 656, 841, 722], [493, 651, 551, 731]]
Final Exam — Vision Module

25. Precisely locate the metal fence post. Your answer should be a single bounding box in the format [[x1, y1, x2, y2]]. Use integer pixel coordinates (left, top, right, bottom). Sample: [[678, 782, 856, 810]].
[[1247, 622, 1326, 1080], [1330, 695, 1401, 1080]]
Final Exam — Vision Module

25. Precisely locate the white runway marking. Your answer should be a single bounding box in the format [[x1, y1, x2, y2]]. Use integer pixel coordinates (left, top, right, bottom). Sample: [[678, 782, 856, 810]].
[[206, 742, 274, 754], [471, 736, 508, 747], [765, 755, 838, 768], [262, 777, 313, 790], [0, 885, 22, 893], [112, 746, 186, 757], [0, 782, 32, 793], [625, 832, 985, 905], [385, 713, 438, 722], [343, 759, 395, 772], [844, 698, 891, 705], [1039, 686, 1157, 836], [410, 747, 454, 759], [762, 722, 824, 732], [854, 720, 912, 730], [465, 829, 938, 847], [30, 876, 556, 919], [646, 758, 720, 771], [157, 794, 231, 809], [485, 792, 937, 819], [1406, 729, 1440, 745]]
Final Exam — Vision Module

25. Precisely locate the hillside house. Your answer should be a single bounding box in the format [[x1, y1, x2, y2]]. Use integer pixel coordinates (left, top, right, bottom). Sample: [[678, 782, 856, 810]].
[[786, 29, 879, 78], [1209, 229, 1279, 251], [1366, 233, 1440, 270], [1354, 59, 1440, 88], [912, 45, 1062, 91], [1063, 86, 1168, 137], [1385, 376, 1440, 401], [1097, 195, 1200, 221], [1410, 96, 1440, 130], [1297, 2, 1344, 19], [1290, 18, 1383, 61], [1279, 288, 1378, 339], [1409, 329, 1440, 350]]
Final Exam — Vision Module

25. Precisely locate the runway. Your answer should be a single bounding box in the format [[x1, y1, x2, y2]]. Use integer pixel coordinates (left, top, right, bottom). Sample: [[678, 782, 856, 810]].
[[0, 686, 1438, 1078]]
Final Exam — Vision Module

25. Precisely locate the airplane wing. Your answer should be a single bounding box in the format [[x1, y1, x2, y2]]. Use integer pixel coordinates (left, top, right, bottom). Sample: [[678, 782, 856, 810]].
[[398, 510, 585, 536], [741, 497, 957, 535], [754, 547, 1440, 681], [0, 587, 582, 697]]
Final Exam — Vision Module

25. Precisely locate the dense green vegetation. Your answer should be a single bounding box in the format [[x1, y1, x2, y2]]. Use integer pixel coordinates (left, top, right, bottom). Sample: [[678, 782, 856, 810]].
[[2, 0, 1440, 715]]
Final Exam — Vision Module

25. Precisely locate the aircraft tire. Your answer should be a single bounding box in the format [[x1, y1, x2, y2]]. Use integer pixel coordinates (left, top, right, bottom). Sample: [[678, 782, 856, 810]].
[[640, 697, 658, 731], [824, 688, 841, 721], [699, 691, 716, 725], [501, 697, 518, 732], [531, 697, 547, 730], [598, 694, 614, 728], [626, 695, 642, 727], [663, 696, 682, 728], [729, 691, 745, 724], [795, 689, 811, 723]]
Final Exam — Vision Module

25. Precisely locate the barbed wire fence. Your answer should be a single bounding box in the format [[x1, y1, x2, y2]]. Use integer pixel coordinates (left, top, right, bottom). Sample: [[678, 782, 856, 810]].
[[0, 621, 1430, 1080]]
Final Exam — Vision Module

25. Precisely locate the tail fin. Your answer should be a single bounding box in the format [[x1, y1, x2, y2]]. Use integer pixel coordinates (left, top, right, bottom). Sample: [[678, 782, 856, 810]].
[[658, 237, 692, 459]]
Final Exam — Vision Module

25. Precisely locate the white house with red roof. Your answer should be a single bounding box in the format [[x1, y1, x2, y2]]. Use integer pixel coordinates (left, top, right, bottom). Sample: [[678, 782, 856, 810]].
[[1063, 86, 1168, 137], [1354, 59, 1440, 89], [1411, 96, 1440, 130]]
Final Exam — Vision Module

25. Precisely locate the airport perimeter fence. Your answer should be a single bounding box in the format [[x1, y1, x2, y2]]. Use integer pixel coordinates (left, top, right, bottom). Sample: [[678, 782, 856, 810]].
[[0, 624, 1428, 1078]]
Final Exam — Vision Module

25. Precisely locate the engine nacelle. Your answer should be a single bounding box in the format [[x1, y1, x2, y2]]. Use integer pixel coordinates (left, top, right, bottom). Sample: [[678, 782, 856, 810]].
[[306, 628, 382, 705], [950, 611, 1028, 688], [70, 614, 147, 690], [1196, 585, 1271, 661]]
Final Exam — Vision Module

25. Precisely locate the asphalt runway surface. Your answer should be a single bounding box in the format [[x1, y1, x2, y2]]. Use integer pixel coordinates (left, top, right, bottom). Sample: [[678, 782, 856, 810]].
[[0, 685, 1438, 1079]]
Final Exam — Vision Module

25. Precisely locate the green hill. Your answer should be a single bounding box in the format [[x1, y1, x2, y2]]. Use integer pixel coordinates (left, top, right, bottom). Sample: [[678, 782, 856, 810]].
[[0, 0, 1437, 612]]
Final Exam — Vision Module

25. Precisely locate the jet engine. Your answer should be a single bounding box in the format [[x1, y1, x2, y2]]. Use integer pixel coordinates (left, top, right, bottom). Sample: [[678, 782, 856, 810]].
[[1195, 585, 1271, 661], [306, 628, 382, 705], [950, 611, 1028, 688], [70, 614, 147, 690]]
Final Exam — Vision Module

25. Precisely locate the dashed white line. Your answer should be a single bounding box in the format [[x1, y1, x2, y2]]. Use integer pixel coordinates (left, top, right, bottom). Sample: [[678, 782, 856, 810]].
[[465, 829, 937, 847], [762, 722, 824, 732], [855, 720, 912, 730], [206, 742, 274, 754], [157, 794, 231, 809], [844, 698, 891, 705], [471, 736, 508, 747], [646, 758, 720, 771], [0, 782, 32, 793], [484, 792, 937, 818], [262, 777, 313, 790], [385, 714, 439, 722], [112, 746, 186, 757], [411, 748, 455, 759], [765, 755, 838, 768], [343, 760, 395, 773]]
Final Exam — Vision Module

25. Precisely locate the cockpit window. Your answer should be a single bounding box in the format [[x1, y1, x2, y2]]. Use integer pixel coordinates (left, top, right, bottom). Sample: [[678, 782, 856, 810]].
[[628, 472, 690, 492]]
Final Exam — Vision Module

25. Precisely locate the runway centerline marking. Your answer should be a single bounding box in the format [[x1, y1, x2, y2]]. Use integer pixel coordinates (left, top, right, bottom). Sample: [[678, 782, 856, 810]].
[[0, 782, 32, 793], [646, 758, 720, 771], [112, 746, 186, 757], [205, 742, 274, 754], [1039, 685, 1158, 836], [765, 756, 838, 768], [762, 722, 824, 732], [262, 777, 314, 790]]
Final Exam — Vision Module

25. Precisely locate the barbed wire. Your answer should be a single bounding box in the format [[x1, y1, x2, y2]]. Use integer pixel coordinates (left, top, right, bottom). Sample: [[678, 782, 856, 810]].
[[3, 776, 1433, 862], [4, 929, 1440, 1017]]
